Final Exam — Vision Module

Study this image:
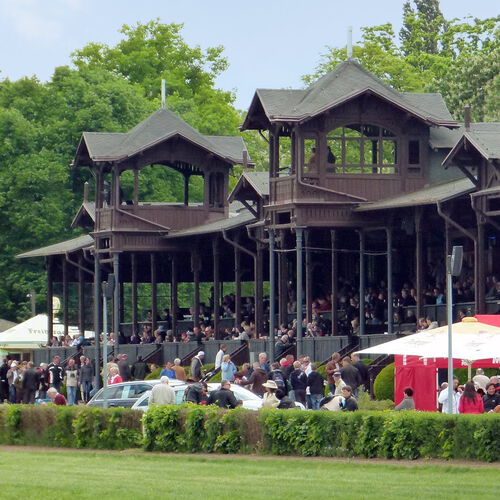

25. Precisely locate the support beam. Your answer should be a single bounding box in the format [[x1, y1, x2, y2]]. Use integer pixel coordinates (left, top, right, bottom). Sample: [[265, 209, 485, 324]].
[[171, 255, 178, 336], [415, 207, 424, 319], [255, 242, 264, 337], [113, 253, 120, 342], [131, 253, 138, 337], [93, 251, 102, 391], [269, 229, 276, 360], [133, 169, 139, 206], [213, 238, 220, 337], [78, 254, 85, 336], [191, 250, 201, 329], [278, 231, 288, 327], [296, 227, 304, 354], [359, 230, 366, 335], [183, 173, 189, 206], [234, 245, 242, 330], [47, 257, 54, 343], [386, 227, 393, 334], [331, 230, 338, 335], [476, 218, 486, 314], [305, 229, 313, 323], [150, 253, 158, 333], [62, 258, 69, 337]]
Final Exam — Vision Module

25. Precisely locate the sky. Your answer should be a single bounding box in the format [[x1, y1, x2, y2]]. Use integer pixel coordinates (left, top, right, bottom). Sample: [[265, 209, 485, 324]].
[[0, 0, 498, 110]]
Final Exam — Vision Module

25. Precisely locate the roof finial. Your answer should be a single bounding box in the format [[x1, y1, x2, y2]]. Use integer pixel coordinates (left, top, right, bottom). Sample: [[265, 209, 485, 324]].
[[464, 105, 471, 132], [161, 79, 166, 109], [347, 26, 353, 60]]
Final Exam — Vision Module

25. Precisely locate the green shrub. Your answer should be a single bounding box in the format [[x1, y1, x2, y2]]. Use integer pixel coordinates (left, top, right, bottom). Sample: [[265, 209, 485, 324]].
[[373, 362, 394, 401], [357, 391, 394, 411]]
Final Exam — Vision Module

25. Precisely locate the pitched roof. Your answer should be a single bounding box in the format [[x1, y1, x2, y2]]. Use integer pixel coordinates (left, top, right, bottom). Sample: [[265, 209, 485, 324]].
[[228, 171, 269, 203], [71, 201, 96, 229], [242, 59, 457, 129], [443, 123, 500, 166], [76, 108, 246, 165], [355, 177, 474, 212], [164, 210, 255, 239], [17, 235, 94, 259]]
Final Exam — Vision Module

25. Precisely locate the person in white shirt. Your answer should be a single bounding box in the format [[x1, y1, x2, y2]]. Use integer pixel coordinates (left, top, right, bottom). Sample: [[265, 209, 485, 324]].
[[472, 368, 490, 391], [214, 344, 227, 370], [438, 377, 462, 413], [149, 376, 175, 406]]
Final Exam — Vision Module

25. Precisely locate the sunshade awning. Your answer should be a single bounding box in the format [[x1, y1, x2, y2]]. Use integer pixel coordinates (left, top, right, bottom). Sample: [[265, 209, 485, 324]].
[[356, 318, 500, 361]]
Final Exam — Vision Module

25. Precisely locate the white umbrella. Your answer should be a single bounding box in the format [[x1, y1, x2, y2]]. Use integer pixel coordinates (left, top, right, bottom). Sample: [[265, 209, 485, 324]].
[[0, 314, 94, 350], [356, 317, 500, 361]]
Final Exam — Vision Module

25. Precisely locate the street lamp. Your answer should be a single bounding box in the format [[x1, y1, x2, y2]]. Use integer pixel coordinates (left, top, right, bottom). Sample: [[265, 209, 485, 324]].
[[446, 246, 463, 414]]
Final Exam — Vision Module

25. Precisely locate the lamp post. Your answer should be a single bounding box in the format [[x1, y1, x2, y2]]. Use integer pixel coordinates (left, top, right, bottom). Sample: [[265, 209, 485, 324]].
[[102, 274, 115, 408], [446, 246, 463, 414]]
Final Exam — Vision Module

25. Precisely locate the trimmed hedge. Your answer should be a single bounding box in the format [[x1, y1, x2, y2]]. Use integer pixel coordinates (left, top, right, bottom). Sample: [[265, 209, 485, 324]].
[[144, 405, 500, 462], [0, 405, 142, 449], [373, 362, 395, 401], [2, 404, 500, 462]]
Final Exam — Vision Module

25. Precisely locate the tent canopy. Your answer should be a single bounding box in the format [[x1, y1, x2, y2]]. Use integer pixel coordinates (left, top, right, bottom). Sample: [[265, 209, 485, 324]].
[[356, 317, 500, 361], [0, 314, 93, 350]]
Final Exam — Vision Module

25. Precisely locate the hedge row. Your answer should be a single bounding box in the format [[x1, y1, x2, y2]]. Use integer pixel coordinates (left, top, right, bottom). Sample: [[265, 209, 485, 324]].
[[144, 405, 500, 462], [0, 405, 142, 450], [1, 405, 499, 462]]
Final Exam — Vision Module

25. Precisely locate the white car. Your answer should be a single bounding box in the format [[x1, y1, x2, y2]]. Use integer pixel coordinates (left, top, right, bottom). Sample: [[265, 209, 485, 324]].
[[131, 382, 304, 411]]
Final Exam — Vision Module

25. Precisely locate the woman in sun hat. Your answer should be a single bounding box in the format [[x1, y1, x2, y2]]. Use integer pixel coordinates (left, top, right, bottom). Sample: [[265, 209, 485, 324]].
[[261, 379, 280, 408]]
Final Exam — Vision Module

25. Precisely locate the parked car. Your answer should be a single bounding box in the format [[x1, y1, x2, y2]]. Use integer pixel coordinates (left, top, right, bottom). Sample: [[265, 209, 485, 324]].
[[87, 379, 185, 408], [131, 382, 305, 411]]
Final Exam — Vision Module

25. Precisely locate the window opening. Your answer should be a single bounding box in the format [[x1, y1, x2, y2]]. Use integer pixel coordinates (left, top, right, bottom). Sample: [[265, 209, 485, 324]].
[[326, 124, 398, 174]]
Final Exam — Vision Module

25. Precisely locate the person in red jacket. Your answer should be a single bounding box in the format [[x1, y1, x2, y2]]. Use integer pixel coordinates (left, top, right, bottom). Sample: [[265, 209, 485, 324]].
[[47, 387, 67, 405], [458, 381, 484, 414]]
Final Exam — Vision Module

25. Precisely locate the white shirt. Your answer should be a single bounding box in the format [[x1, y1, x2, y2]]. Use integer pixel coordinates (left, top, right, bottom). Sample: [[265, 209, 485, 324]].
[[438, 389, 461, 414], [215, 349, 225, 370], [149, 383, 175, 406], [473, 374, 490, 390]]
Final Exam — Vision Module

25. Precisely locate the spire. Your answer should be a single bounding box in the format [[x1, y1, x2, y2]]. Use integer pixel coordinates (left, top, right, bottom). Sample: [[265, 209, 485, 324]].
[[161, 79, 166, 109], [347, 26, 353, 59]]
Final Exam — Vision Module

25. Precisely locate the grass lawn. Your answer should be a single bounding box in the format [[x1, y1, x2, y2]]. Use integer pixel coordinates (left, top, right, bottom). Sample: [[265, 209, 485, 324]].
[[0, 447, 497, 499]]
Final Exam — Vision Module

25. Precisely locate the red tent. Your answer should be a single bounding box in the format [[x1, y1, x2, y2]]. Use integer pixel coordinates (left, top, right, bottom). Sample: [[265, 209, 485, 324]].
[[394, 315, 500, 411]]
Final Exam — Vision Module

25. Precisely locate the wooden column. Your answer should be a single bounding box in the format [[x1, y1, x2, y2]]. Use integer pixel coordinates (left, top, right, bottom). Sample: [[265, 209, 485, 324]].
[[476, 217, 486, 314], [183, 174, 189, 206], [268, 229, 276, 352], [234, 245, 242, 329], [296, 227, 304, 354], [305, 229, 313, 323], [191, 250, 200, 328], [213, 238, 220, 337], [415, 207, 424, 319], [255, 241, 264, 337], [133, 169, 139, 206], [131, 253, 138, 336], [278, 231, 288, 327], [78, 254, 85, 335], [150, 253, 158, 332], [171, 255, 178, 336], [330, 230, 338, 335], [47, 257, 54, 343], [359, 230, 366, 335], [386, 227, 393, 334], [113, 253, 120, 340], [62, 258, 69, 337], [93, 250, 102, 390]]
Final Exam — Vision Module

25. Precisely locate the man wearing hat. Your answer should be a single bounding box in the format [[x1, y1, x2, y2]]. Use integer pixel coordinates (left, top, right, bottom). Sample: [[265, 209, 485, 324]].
[[332, 371, 346, 396], [190, 351, 205, 381]]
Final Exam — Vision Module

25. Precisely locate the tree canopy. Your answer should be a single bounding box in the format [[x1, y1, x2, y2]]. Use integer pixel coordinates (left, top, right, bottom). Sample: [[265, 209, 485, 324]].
[[0, 6, 497, 321], [303, 2, 499, 121]]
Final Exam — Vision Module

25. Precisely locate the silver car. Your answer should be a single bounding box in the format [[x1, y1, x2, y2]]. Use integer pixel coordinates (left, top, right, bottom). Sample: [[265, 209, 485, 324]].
[[87, 379, 185, 408], [132, 382, 305, 411]]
